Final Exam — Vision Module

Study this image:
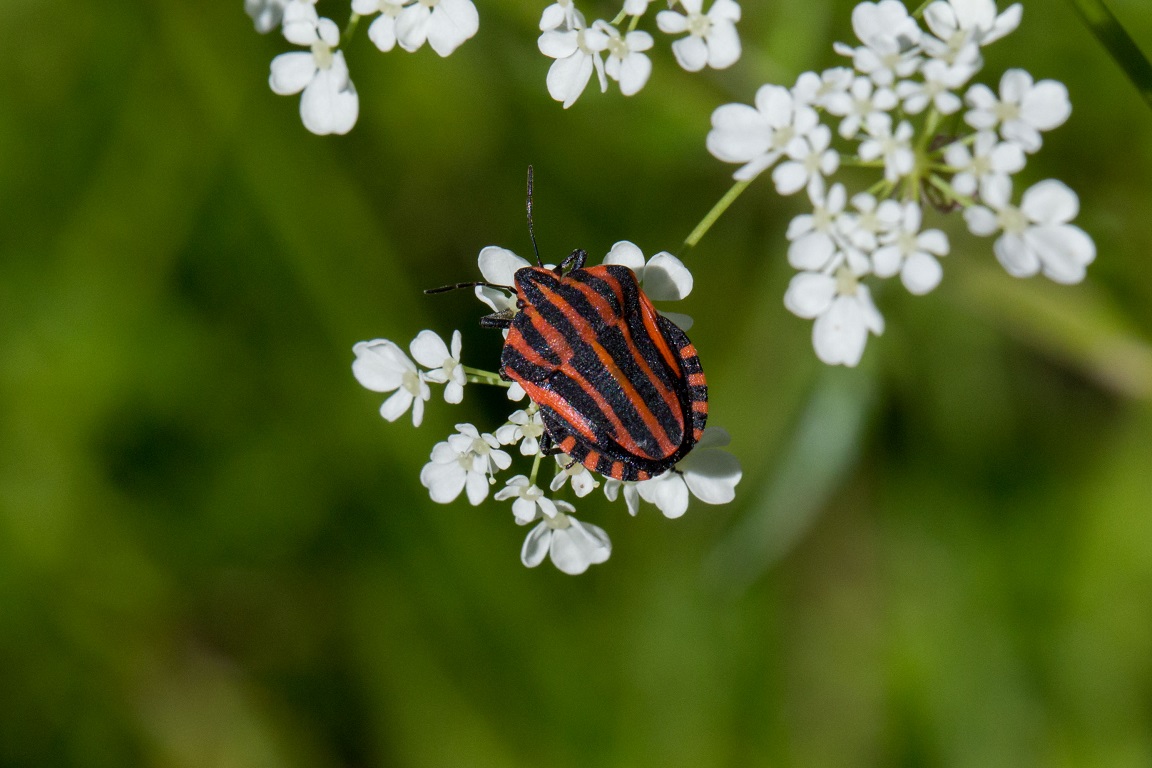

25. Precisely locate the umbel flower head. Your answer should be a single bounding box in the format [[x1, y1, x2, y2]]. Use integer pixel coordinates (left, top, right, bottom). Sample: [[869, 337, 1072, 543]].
[[705, 0, 1092, 367], [257, 0, 478, 135], [353, 240, 742, 575], [537, 0, 744, 108]]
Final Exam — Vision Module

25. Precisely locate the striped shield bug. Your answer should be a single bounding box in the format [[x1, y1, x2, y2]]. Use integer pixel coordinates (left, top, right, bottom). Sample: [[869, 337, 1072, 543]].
[[428, 169, 708, 482]]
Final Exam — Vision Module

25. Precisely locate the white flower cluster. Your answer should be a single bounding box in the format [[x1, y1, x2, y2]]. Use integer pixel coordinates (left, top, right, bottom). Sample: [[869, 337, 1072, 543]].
[[249, 0, 479, 135], [538, 0, 742, 108], [706, 0, 1095, 367], [352, 241, 742, 574]]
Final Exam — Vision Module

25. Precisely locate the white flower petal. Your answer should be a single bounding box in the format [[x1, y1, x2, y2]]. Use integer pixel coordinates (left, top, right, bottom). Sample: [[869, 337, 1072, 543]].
[[395, 3, 431, 51], [379, 387, 415, 422], [539, 29, 579, 58], [420, 461, 466, 503], [1020, 79, 1070, 130], [464, 470, 489, 505], [549, 519, 611, 574], [901, 252, 943, 294], [639, 474, 690, 518], [683, 453, 741, 505], [644, 252, 694, 301], [784, 272, 836, 318], [409, 330, 452, 369], [269, 52, 316, 95], [603, 240, 646, 270], [1020, 179, 1079, 225], [656, 10, 689, 33], [618, 51, 651, 95], [1025, 225, 1095, 284], [547, 50, 595, 108], [706, 104, 772, 163], [367, 14, 398, 51], [993, 232, 1040, 277], [813, 295, 869, 367], [706, 21, 741, 69], [478, 246, 530, 287], [521, 523, 551, 567], [352, 340, 412, 392], [426, 0, 479, 56], [671, 35, 709, 72], [299, 54, 358, 136]]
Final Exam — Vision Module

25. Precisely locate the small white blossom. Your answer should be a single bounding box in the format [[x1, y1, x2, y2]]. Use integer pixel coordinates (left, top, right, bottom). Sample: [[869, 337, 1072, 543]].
[[656, 0, 742, 72], [838, 192, 903, 255], [833, 0, 923, 87], [352, 339, 431, 425], [597, 22, 654, 96], [550, 454, 598, 497], [539, 13, 609, 108], [351, 0, 407, 52], [944, 130, 1025, 198], [633, 428, 742, 518], [923, 0, 1022, 59], [786, 182, 849, 271], [495, 475, 560, 523], [823, 76, 898, 140], [495, 409, 547, 456], [872, 201, 949, 294], [269, 6, 359, 135], [964, 69, 1071, 152], [246, 0, 289, 33], [706, 85, 819, 181], [520, 501, 611, 575], [896, 57, 978, 115], [420, 424, 512, 505], [963, 177, 1095, 284], [858, 113, 915, 183], [785, 268, 885, 367], [394, 0, 479, 56], [772, 124, 840, 196], [410, 329, 466, 403], [474, 245, 531, 313], [792, 67, 854, 109]]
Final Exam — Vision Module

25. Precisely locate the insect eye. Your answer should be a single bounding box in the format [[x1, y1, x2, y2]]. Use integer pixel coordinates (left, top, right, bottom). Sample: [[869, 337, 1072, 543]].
[[516, 299, 526, 309]]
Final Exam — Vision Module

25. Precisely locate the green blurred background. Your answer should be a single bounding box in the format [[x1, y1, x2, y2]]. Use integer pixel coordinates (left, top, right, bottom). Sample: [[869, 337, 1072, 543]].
[[3, 0, 1152, 765]]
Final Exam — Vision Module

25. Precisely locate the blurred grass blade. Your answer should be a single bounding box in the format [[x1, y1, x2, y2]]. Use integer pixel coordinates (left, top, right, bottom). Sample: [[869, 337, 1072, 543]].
[[1067, 0, 1152, 111], [957, 260, 1152, 400], [703, 368, 877, 593]]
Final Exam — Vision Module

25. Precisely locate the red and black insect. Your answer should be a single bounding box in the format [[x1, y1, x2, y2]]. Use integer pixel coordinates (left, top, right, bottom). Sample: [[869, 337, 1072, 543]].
[[428, 170, 707, 481]]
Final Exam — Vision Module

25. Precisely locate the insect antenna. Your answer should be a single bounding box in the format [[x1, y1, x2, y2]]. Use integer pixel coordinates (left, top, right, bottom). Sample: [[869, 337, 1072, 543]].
[[526, 165, 543, 267], [424, 280, 504, 295]]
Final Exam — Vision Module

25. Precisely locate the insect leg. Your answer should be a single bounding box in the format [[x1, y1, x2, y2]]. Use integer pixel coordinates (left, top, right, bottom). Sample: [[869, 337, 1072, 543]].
[[558, 249, 587, 274]]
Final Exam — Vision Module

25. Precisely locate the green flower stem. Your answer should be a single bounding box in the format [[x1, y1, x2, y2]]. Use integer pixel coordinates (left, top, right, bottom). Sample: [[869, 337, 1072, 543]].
[[1067, 0, 1152, 112], [529, 449, 543, 487], [682, 179, 751, 252], [910, 0, 933, 17], [867, 178, 894, 198], [463, 366, 509, 387], [926, 173, 973, 208], [838, 157, 887, 169], [342, 12, 361, 46]]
